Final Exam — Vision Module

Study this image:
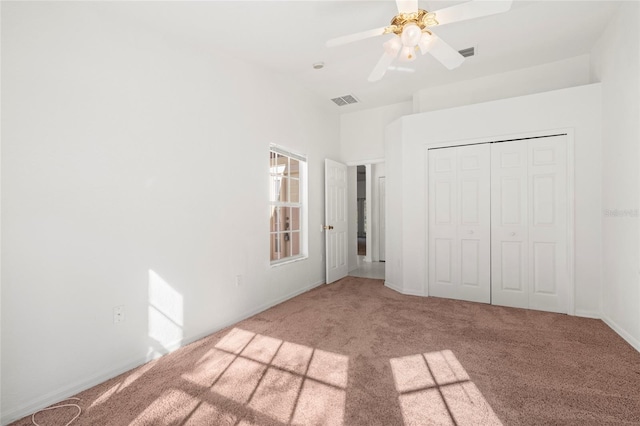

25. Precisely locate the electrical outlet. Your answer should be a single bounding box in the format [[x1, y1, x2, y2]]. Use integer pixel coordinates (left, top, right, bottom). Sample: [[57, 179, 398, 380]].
[[113, 305, 125, 324], [235, 275, 242, 287]]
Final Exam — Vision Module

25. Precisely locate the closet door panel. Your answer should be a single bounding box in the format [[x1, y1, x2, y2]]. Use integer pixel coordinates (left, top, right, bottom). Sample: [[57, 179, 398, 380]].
[[491, 142, 528, 309], [429, 148, 460, 295], [429, 144, 490, 303], [528, 136, 568, 313], [457, 144, 491, 302]]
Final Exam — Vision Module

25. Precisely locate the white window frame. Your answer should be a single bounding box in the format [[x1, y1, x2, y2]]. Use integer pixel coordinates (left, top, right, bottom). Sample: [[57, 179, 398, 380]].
[[269, 145, 308, 266]]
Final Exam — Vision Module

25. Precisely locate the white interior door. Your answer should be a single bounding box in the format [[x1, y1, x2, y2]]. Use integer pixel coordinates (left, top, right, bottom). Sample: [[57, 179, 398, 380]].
[[490, 141, 529, 308], [491, 135, 568, 313], [527, 136, 568, 313], [325, 159, 349, 284], [428, 144, 491, 303], [379, 177, 386, 262]]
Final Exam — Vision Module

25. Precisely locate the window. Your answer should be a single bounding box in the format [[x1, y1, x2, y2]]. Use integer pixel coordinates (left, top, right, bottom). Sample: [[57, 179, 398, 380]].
[[270, 146, 306, 264]]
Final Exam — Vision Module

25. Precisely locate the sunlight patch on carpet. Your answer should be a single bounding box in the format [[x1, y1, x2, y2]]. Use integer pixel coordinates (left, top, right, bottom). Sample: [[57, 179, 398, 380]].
[[391, 350, 502, 425], [182, 348, 236, 387], [89, 382, 120, 408], [130, 389, 199, 426], [119, 362, 157, 393], [182, 401, 236, 425], [182, 327, 348, 425]]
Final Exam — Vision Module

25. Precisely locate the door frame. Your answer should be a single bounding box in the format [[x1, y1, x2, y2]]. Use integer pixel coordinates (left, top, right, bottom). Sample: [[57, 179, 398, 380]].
[[424, 128, 576, 315], [346, 159, 385, 270]]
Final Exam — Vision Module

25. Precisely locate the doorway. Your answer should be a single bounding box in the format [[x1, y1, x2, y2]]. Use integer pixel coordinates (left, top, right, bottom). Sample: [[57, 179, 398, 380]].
[[357, 165, 367, 256], [348, 162, 386, 280]]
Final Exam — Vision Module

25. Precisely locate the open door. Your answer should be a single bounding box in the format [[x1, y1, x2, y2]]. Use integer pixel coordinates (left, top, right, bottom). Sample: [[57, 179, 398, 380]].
[[325, 159, 348, 283]]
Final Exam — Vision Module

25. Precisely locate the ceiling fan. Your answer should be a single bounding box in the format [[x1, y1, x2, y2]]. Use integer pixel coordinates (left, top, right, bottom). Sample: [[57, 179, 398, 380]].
[[326, 0, 513, 82]]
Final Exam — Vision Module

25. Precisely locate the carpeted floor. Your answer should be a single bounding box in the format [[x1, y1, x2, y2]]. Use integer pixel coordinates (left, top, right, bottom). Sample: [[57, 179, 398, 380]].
[[12, 277, 640, 425]]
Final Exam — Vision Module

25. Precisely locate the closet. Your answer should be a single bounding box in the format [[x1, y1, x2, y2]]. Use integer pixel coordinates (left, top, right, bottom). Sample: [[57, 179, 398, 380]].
[[428, 134, 570, 314]]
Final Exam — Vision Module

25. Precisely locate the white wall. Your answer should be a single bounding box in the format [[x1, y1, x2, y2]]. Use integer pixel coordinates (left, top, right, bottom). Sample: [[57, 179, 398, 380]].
[[340, 101, 412, 164], [383, 120, 404, 293], [413, 55, 592, 113], [386, 84, 603, 313], [590, 2, 640, 350], [0, 2, 339, 423]]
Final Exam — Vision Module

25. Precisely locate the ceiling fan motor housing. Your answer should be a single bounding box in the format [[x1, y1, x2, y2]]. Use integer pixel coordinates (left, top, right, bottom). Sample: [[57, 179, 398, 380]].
[[385, 9, 438, 36]]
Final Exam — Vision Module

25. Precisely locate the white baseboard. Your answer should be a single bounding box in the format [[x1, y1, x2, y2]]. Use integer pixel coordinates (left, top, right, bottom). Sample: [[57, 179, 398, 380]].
[[574, 309, 601, 319], [600, 313, 640, 353], [1, 279, 325, 426], [402, 288, 425, 297], [384, 280, 402, 293], [384, 281, 425, 297]]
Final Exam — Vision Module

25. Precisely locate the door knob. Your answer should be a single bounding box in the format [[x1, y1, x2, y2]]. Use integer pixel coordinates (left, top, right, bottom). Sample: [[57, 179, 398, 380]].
[[467, 230, 474, 234], [323, 225, 334, 230], [510, 232, 516, 236]]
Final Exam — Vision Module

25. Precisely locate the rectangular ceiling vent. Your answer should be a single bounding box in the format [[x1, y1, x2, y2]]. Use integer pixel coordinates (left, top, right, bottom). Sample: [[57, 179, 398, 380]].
[[458, 47, 475, 58], [331, 94, 359, 106]]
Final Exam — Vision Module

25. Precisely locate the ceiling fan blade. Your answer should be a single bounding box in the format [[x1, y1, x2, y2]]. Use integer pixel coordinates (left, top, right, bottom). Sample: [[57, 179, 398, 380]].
[[428, 34, 465, 70], [368, 52, 397, 82], [326, 26, 388, 47], [435, 0, 513, 27], [396, 0, 419, 14]]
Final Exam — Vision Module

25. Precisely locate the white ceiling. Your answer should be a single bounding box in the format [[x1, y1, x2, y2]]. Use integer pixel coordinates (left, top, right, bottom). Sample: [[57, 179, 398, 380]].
[[100, 0, 621, 112]]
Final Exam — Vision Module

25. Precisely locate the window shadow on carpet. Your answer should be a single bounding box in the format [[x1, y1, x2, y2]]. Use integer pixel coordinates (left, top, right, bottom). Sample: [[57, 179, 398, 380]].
[[132, 327, 349, 425], [390, 349, 502, 426]]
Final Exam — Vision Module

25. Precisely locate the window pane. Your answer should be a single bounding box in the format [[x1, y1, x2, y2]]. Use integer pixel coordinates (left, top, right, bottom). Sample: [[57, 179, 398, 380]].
[[270, 207, 284, 233], [278, 177, 289, 202], [271, 152, 288, 175], [271, 233, 284, 261], [289, 178, 300, 203], [289, 207, 300, 231], [287, 158, 299, 178], [270, 175, 282, 201], [290, 232, 300, 256], [283, 231, 292, 258]]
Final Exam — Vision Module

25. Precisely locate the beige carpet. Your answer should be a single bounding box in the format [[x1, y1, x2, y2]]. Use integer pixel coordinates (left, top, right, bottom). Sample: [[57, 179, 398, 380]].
[[11, 277, 640, 425]]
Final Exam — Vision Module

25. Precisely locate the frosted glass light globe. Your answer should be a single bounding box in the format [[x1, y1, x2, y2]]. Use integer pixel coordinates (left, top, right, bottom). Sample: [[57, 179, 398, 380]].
[[400, 24, 422, 47], [398, 45, 417, 62], [383, 36, 402, 57], [418, 32, 433, 54]]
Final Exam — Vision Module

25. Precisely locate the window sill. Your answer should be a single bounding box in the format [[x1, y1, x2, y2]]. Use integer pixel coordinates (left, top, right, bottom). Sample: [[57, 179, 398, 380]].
[[270, 255, 308, 268]]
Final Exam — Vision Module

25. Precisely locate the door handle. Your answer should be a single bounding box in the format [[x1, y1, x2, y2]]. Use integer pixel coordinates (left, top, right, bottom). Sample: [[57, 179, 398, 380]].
[[510, 232, 516, 236], [323, 225, 334, 230], [467, 230, 474, 234]]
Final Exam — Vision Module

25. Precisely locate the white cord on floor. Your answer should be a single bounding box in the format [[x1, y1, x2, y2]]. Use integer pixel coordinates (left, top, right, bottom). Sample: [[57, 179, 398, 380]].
[[31, 398, 81, 426]]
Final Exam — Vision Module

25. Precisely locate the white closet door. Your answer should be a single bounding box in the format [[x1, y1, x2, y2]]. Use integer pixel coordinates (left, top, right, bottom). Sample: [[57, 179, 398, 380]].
[[527, 136, 568, 313], [429, 144, 491, 303], [491, 135, 568, 313], [491, 141, 529, 308]]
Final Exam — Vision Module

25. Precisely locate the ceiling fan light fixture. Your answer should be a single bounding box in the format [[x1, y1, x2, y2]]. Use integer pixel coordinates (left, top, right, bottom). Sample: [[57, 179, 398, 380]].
[[398, 45, 417, 62], [383, 36, 403, 57], [326, 0, 513, 82], [400, 23, 422, 47], [418, 32, 433, 54]]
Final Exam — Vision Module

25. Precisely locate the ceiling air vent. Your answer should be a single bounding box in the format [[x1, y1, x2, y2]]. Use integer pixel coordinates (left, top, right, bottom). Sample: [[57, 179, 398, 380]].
[[331, 94, 359, 106], [458, 47, 475, 58]]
